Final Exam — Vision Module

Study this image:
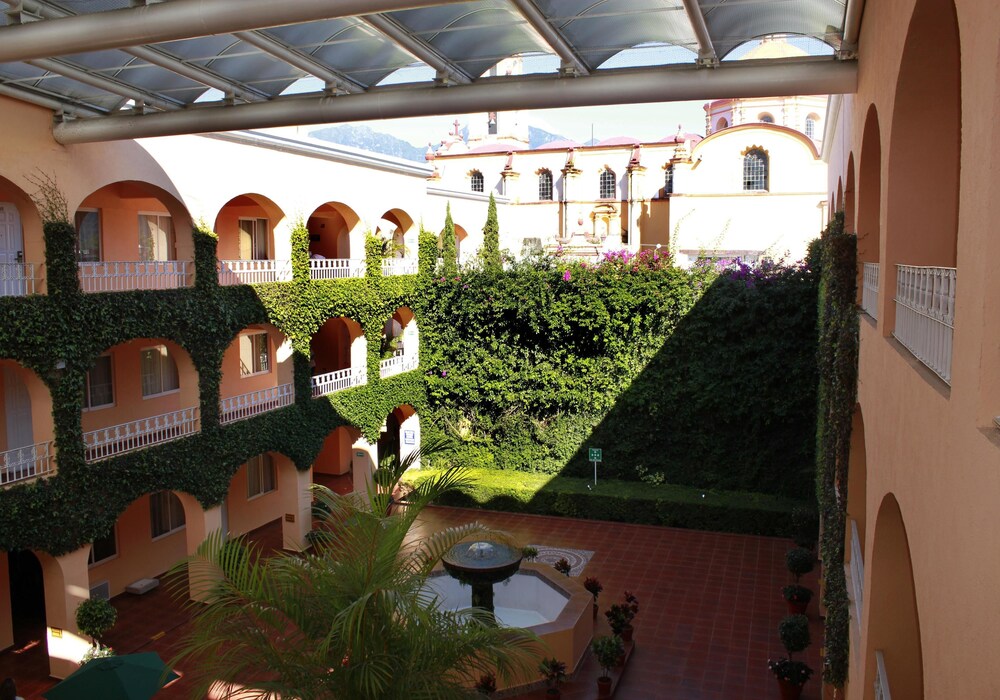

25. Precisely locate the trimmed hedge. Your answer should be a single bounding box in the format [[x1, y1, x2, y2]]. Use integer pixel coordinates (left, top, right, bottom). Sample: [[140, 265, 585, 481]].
[[407, 468, 807, 537]]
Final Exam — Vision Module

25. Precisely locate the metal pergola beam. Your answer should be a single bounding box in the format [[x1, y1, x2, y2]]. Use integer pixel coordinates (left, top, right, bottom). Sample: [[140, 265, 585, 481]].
[[680, 0, 718, 66], [53, 58, 857, 144], [0, 0, 460, 64], [28, 57, 183, 111], [233, 30, 366, 94], [508, 0, 589, 76], [10, 0, 269, 102], [0, 83, 103, 117], [361, 14, 472, 84], [841, 0, 866, 53]]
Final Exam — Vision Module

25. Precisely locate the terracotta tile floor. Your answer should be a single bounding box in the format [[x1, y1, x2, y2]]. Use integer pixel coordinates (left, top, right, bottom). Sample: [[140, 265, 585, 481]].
[[2, 506, 822, 699]]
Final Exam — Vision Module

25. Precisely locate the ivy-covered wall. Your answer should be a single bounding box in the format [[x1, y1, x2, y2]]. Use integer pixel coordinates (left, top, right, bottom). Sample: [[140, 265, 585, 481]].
[[416, 249, 820, 500], [0, 220, 422, 556]]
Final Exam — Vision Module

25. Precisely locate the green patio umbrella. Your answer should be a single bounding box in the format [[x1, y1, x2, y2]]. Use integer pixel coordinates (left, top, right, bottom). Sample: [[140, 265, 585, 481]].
[[42, 652, 179, 700]]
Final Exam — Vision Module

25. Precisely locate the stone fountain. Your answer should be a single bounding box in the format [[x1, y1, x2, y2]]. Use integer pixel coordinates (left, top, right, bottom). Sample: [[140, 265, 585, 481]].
[[441, 540, 523, 618]]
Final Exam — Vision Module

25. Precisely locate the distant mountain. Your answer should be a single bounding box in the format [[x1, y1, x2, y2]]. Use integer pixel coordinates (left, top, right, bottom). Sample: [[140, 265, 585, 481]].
[[309, 125, 428, 163], [529, 126, 570, 148]]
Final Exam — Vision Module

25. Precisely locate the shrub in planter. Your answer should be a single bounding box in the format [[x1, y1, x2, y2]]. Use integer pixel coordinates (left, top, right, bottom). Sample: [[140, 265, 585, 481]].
[[81, 645, 116, 664], [583, 577, 603, 601], [791, 506, 819, 550], [591, 634, 624, 696], [521, 546, 539, 561], [782, 584, 814, 615], [553, 558, 571, 576], [778, 614, 811, 656], [75, 598, 117, 647], [785, 547, 815, 583], [768, 657, 814, 699], [474, 672, 497, 696], [538, 657, 567, 697]]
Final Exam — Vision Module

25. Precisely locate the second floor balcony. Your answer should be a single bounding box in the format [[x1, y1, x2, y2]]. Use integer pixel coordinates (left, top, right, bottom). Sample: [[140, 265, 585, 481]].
[[0, 261, 38, 297], [218, 259, 293, 285], [379, 350, 418, 379], [220, 383, 293, 425], [311, 367, 366, 398], [0, 441, 53, 486], [309, 258, 365, 280], [79, 260, 191, 293], [381, 258, 418, 276], [84, 406, 200, 462], [894, 264, 955, 384]]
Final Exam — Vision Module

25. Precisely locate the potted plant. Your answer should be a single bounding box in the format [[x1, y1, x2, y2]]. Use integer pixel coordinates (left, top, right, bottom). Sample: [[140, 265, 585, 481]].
[[538, 657, 567, 698], [474, 672, 497, 697], [604, 591, 639, 643], [591, 635, 623, 699], [791, 506, 818, 550], [584, 577, 603, 619], [521, 545, 539, 561], [769, 614, 812, 700], [785, 547, 815, 583], [76, 598, 117, 646], [553, 557, 571, 576], [782, 583, 814, 615]]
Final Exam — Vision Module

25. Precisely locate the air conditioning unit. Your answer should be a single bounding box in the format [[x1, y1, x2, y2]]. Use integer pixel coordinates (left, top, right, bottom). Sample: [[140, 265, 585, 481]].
[[125, 578, 159, 595], [89, 581, 110, 601]]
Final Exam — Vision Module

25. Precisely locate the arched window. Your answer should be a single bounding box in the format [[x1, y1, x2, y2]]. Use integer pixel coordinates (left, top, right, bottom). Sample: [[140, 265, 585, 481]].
[[716, 117, 728, 132], [805, 114, 819, 139], [758, 113, 774, 124], [743, 148, 769, 191], [538, 170, 553, 201], [664, 166, 674, 195], [470, 171, 484, 193], [599, 169, 616, 199]]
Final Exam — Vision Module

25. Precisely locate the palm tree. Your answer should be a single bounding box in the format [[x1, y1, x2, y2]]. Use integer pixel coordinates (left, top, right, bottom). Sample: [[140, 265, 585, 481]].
[[172, 439, 541, 699]]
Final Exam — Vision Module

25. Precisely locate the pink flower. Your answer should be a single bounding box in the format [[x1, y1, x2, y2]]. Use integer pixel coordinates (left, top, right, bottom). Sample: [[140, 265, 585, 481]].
[[563, 270, 572, 282]]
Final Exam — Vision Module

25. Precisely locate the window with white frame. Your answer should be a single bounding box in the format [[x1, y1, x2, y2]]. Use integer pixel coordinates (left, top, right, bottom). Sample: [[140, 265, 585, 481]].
[[470, 171, 484, 193], [538, 170, 553, 201], [758, 113, 774, 124], [238, 218, 269, 260], [140, 345, 180, 397], [743, 148, 769, 191], [599, 169, 616, 199], [138, 213, 174, 261], [84, 355, 114, 409], [74, 209, 102, 262], [239, 332, 270, 376], [88, 527, 117, 566], [150, 491, 185, 538], [664, 166, 674, 195], [247, 453, 276, 498], [805, 115, 818, 139]]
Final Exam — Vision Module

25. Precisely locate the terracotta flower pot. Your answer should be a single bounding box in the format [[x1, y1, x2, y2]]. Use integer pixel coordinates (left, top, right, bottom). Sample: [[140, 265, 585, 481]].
[[777, 678, 805, 700], [597, 676, 612, 699], [593, 601, 599, 620], [620, 625, 633, 644]]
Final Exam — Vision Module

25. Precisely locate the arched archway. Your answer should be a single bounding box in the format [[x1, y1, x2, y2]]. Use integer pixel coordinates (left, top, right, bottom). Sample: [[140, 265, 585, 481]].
[[858, 105, 882, 268], [310, 316, 367, 396], [306, 201, 361, 260], [377, 405, 420, 471], [81, 338, 200, 463], [884, 0, 961, 339], [865, 494, 924, 699], [220, 324, 294, 424], [0, 359, 55, 486], [379, 307, 418, 379], [215, 193, 287, 284], [454, 224, 469, 263], [0, 176, 44, 296], [76, 181, 194, 291], [376, 208, 416, 258], [844, 153, 856, 234], [313, 425, 364, 494]]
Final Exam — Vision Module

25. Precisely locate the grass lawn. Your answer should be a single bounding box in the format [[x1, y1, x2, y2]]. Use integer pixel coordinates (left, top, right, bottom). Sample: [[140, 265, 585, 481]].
[[404, 467, 808, 537]]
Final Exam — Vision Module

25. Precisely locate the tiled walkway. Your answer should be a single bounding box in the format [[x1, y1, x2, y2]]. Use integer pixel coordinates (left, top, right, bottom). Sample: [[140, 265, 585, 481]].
[[2, 506, 822, 699]]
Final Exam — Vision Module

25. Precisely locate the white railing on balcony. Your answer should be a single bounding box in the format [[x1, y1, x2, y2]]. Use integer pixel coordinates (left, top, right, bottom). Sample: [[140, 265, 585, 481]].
[[311, 367, 366, 397], [0, 262, 36, 297], [382, 258, 418, 276], [308, 258, 365, 280], [218, 259, 292, 285], [220, 383, 293, 425], [379, 351, 418, 379], [79, 261, 190, 292], [894, 265, 956, 384], [83, 407, 199, 462], [850, 519, 865, 625], [874, 650, 892, 700], [0, 441, 53, 486], [862, 262, 879, 319]]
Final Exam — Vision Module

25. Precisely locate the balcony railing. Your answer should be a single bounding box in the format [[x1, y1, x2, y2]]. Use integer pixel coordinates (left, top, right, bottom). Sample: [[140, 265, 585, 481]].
[[0, 262, 37, 297], [0, 441, 53, 486], [311, 367, 366, 398], [83, 407, 199, 462], [874, 650, 892, 700], [382, 258, 418, 276], [220, 383, 293, 425], [861, 262, 879, 319], [79, 261, 190, 292], [308, 258, 365, 280], [850, 519, 864, 626], [379, 351, 418, 379], [894, 265, 956, 384], [218, 259, 292, 285]]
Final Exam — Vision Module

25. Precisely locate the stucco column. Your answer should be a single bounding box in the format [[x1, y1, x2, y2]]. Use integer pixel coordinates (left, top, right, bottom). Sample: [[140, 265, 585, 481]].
[[399, 412, 421, 469], [280, 464, 313, 551], [41, 546, 92, 678], [182, 501, 224, 603], [351, 435, 377, 494]]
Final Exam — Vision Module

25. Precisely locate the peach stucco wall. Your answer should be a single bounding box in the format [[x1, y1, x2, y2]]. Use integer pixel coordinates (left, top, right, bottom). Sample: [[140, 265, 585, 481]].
[[829, 1, 1000, 698], [219, 325, 294, 402]]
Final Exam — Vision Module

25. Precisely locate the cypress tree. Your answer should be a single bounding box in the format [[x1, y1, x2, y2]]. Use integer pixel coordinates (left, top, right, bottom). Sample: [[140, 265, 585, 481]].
[[480, 192, 500, 272], [441, 202, 458, 277]]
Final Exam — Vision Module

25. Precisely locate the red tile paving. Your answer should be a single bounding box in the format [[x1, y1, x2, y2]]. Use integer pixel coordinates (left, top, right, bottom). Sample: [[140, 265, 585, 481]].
[[2, 506, 822, 699]]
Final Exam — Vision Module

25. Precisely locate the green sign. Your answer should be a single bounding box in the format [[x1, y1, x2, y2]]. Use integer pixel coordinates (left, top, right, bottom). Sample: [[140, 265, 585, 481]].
[[589, 447, 602, 462]]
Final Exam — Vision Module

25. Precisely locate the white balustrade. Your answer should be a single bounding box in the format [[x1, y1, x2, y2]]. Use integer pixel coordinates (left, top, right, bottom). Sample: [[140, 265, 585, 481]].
[[850, 519, 865, 625], [874, 650, 892, 700], [308, 258, 365, 280], [79, 260, 190, 292], [218, 259, 292, 285], [220, 383, 293, 425], [894, 265, 956, 384], [0, 262, 36, 296], [379, 351, 418, 379], [311, 367, 366, 398], [0, 441, 53, 486], [83, 407, 199, 462], [861, 262, 879, 319], [381, 258, 418, 276]]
